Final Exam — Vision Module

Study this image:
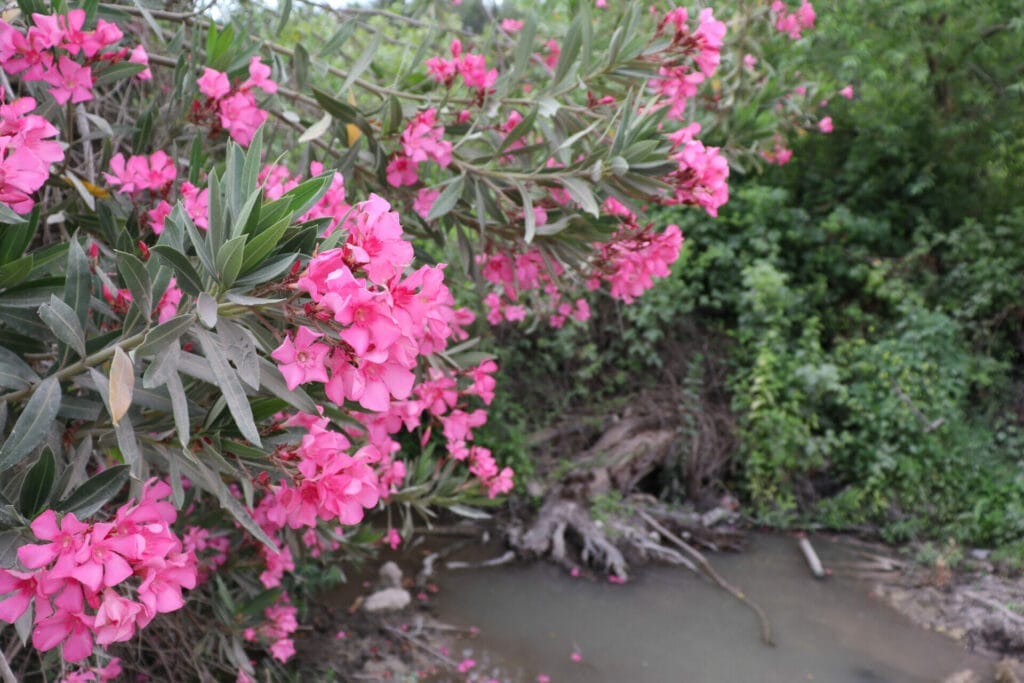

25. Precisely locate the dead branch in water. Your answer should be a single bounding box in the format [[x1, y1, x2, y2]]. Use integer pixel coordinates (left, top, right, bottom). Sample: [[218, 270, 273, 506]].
[[638, 510, 775, 646], [446, 550, 517, 570], [798, 536, 826, 579]]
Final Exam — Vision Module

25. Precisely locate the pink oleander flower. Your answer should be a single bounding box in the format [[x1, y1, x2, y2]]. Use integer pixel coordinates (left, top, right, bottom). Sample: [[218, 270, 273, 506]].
[[773, 0, 816, 39], [243, 56, 277, 94], [271, 326, 332, 390], [129, 45, 152, 80], [104, 151, 176, 195], [386, 156, 419, 187], [156, 278, 182, 323], [839, 85, 854, 99], [180, 181, 209, 229], [818, 116, 834, 133], [197, 67, 230, 98], [501, 18, 523, 33], [218, 90, 268, 146], [42, 55, 93, 104], [543, 38, 560, 71], [400, 109, 452, 167], [458, 658, 476, 673], [413, 187, 440, 219], [386, 528, 402, 550], [147, 200, 173, 233], [693, 8, 726, 77]]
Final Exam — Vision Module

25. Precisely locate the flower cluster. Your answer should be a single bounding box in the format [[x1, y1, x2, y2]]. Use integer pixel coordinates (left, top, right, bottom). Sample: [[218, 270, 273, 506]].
[[650, 8, 727, 119], [663, 122, 730, 217], [103, 150, 210, 234], [0, 96, 63, 213], [759, 136, 794, 166], [192, 56, 277, 145], [260, 160, 351, 235], [387, 108, 453, 187], [257, 416, 382, 531], [273, 193, 463, 411], [0, 480, 197, 662], [771, 1, 816, 40], [58, 658, 122, 683], [477, 247, 591, 329], [242, 594, 298, 663], [426, 39, 497, 100], [0, 9, 151, 107], [587, 198, 684, 304]]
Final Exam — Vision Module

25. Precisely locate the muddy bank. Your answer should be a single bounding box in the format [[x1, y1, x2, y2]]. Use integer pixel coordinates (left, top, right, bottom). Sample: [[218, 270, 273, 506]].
[[873, 564, 1024, 662]]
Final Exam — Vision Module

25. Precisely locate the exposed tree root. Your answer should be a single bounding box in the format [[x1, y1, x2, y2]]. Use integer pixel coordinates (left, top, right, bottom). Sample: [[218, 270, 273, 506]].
[[512, 498, 629, 578]]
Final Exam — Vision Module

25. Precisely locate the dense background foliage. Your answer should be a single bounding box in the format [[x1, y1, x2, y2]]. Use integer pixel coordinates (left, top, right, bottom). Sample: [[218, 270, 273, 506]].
[[498, 0, 1024, 547]]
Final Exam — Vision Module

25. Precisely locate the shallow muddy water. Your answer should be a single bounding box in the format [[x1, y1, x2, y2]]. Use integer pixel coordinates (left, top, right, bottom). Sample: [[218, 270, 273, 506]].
[[431, 534, 993, 682]]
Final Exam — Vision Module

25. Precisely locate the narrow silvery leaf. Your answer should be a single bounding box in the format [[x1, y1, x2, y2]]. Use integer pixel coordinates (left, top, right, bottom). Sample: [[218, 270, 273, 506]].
[[0, 377, 61, 472], [194, 328, 261, 446], [197, 292, 218, 328], [108, 346, 134, 425], [559, 177, 600, 217], [166, 372, 191, 448], [176, 450, 277, 550], [299, 113, 332, 144], [168, 455, 185, 508], [219, 320, 259, 390], [135, 314, 195, 358], [38, 295, 86, 357], [0, 345, 40, 390], [143, 342, 181, 389], [115, 415, 142, 477]]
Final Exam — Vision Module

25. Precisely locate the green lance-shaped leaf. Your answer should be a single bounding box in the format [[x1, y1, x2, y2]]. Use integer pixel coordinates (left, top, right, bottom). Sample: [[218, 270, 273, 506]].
[[0, 203, 25, 225], [116, 251, 153, 323], [299, 113, 332, 144], [151, 245, 203, 296], [0, 377, 61, 472], [19, 447, 55, 517], [38, 294, 86, 358], [0, 255, 33, 289], [552, 12, 584, 90], [427, 175, 466, 221], [215, 235, 247, 288], [339, 32, 381, 95], [64, 238, 90, 329], [55, 465, 129, 519], [240, 216, 290, 274], [92, 61, 146, 87], [498, 106, 539, 154]]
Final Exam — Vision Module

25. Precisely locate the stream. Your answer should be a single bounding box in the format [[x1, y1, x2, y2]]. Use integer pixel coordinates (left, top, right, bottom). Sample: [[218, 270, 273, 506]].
[[429, 534, 993, 682]]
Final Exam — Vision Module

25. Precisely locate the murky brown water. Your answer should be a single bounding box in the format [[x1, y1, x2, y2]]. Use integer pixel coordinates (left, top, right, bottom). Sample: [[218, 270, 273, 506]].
[[430, 534, 993, 682]]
